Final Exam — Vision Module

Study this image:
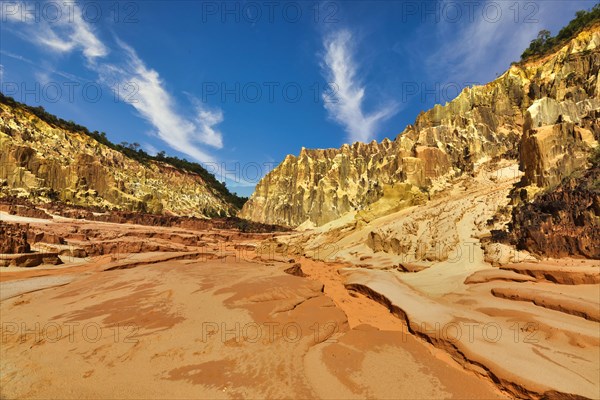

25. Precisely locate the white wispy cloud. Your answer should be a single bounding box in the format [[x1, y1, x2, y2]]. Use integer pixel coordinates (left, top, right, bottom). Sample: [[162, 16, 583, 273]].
[[424, 0, 596, 85], [95, 40, 222, 163], [0, 50, 88, 82], [321, 29, 397, 143], [33, 70, 52, 86], [7, 2, 108, 62], [0, 49, 34, 64], [426, 3, 534, 83], [143, 142, 158, 156], [2, 2, 223, 164], [195, 105, 224, 149]]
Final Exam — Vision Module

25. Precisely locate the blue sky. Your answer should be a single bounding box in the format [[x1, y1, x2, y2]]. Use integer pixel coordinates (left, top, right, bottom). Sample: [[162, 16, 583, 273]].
[[0, 0, 596, 196]]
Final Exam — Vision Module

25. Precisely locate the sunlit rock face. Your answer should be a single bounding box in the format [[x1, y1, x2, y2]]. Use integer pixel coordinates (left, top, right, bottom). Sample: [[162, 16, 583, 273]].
[[241, 28, 600, 227], [0, 103, 235, 217]]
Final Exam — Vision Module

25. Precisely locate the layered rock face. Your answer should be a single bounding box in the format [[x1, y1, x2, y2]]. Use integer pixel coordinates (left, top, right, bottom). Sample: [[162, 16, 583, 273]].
[[241, 28, 600, 227], [0, 103, 235, 217]]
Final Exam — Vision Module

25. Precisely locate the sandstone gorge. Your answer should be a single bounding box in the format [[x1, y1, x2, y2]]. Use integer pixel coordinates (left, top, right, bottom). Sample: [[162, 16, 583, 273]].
[[241, 28, 600, 228], [1, 15, 599, 400]]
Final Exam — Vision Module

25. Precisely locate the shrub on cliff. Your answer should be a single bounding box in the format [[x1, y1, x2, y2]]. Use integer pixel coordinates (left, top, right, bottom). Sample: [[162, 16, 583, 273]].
[[521, 5, 600, 61]]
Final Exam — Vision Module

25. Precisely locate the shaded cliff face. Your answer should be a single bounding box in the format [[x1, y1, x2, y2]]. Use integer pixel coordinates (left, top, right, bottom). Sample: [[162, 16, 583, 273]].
[[0, 103, 235, 217], [241, 28, 600, 227], [504, 165, 600, 259]]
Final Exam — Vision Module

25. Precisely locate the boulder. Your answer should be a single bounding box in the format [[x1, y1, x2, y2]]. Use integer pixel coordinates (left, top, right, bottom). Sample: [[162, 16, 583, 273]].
[[0, 222, 30, 254], [284, 263, 307, 277]]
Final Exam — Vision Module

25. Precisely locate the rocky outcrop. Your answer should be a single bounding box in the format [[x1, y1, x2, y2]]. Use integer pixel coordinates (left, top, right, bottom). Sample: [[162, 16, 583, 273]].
[[0, 196, 288, 234], [0, 102, 237, 217], [508, 166, 600, 259], [0, 203, 52, 219], [0, 222, 30, 254], [284, 263, 307, 277], [519, 99, 599, 190], [0, 222, 66, 267], [0, 252, 63, 268], [242, 28, 600, 227]]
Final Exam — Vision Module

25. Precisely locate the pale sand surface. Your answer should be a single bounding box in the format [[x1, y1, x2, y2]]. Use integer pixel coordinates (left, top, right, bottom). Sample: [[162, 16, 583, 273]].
[[0, 211, 55, 224], [0, 216, 504, 399], [342, 267, 600, 398], [0, 275, 78, 301]]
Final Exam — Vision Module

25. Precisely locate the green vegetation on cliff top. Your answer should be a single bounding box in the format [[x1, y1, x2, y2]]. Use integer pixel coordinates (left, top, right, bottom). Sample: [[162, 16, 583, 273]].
[[0, 92, 248, 210], [520, 4, 600, 61]]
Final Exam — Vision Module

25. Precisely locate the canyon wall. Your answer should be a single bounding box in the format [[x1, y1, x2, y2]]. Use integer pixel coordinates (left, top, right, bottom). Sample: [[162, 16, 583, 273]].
[[0, 102, 236, 217], [241, 28, 600, 227]]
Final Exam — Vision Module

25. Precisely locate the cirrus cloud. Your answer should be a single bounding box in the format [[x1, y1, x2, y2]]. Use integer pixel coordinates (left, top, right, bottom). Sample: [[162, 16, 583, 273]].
[[321, 29, 398, 143], [2, 1, 223, 164]]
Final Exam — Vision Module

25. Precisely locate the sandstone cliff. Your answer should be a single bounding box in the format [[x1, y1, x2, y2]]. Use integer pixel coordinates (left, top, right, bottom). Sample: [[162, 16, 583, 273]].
[[0, 99, 240, 217], [241, 27, 600, 227]]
